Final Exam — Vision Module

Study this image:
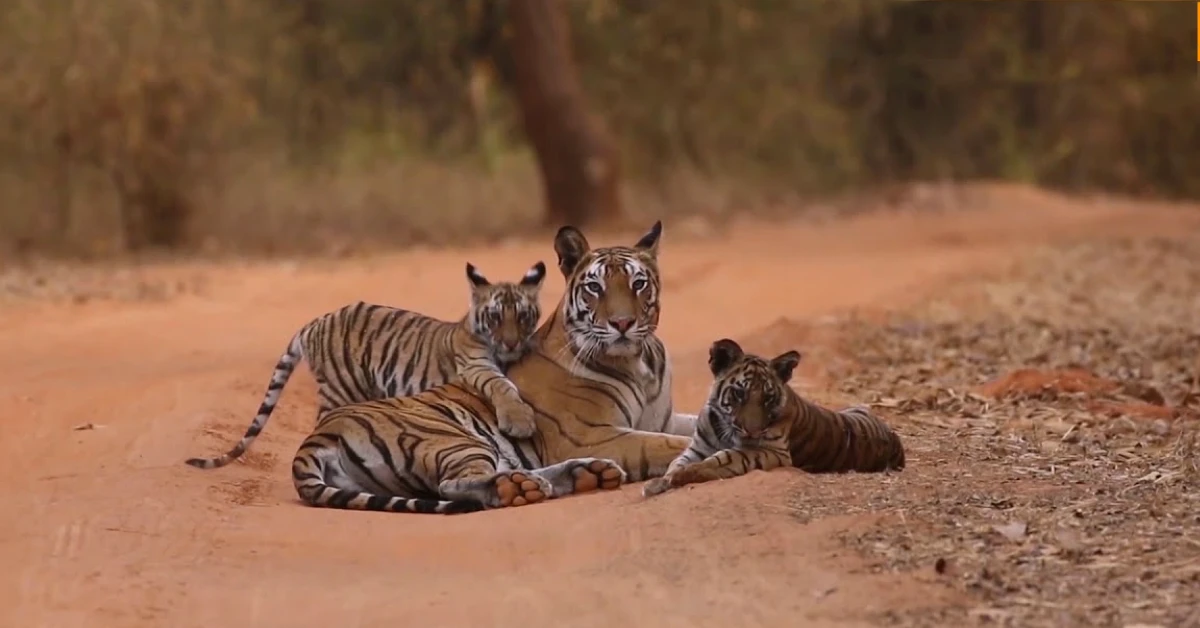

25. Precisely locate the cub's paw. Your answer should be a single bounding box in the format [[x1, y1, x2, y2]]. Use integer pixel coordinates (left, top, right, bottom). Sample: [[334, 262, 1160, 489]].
[[492, 471, 552, 508], [496, 399, 537, 439], [570, 458, 627, 494], [641, 475, 674, 498]]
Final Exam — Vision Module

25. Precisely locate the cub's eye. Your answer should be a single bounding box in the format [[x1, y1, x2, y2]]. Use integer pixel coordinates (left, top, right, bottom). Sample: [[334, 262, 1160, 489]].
[[583, 281, 604, 296], [631, 278, 648, 292], [486, 310, 501, 325], [725, 387, 744, 404]]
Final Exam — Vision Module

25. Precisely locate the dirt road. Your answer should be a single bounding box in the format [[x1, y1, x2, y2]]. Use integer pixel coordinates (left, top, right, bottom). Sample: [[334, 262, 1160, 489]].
[[3, 186, 1197, 627]]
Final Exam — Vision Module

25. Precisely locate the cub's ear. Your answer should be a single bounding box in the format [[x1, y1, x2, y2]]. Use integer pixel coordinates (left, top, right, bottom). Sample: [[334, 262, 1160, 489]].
[[634, 220, 662, 256], [708, 338, 745, 376], [521, 261, 547, 288], [769, 350, 802, 383], [465, 262, 490, 288], [554, 226, 591, 277]]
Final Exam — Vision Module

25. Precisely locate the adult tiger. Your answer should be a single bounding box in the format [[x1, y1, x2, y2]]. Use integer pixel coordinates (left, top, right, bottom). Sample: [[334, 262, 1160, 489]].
[[289, 220, 697, 514], [643, 338, 906, 497], [185, 261, 547, 470]]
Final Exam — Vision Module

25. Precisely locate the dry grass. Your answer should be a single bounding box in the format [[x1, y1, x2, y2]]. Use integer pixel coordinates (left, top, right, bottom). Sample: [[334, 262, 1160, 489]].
[[791, 234, 1200, 626]]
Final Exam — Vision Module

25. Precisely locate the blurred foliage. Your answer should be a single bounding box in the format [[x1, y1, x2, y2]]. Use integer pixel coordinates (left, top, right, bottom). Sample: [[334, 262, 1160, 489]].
[[0, 0, 1195, 254]]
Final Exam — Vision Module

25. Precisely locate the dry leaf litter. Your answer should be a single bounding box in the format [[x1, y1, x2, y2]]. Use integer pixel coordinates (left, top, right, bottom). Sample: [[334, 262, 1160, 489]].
[[787, 235, 1200, 627]]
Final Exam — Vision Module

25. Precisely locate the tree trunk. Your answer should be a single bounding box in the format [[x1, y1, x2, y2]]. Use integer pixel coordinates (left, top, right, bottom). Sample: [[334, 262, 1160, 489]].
[[506, 0, 621, 228]]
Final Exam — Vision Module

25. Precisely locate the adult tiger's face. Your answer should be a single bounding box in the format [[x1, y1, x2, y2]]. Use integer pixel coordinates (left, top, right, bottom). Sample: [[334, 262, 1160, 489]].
[[465, 260, 547, 364], [553, 221, 662, 358], [704, 338, 802, 445]]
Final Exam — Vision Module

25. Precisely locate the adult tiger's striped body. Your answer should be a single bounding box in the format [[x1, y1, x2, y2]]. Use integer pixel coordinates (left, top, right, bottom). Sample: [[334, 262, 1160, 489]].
[[293, 384, 627, 514], [289, 221, 697, 514], [185, 261, 546, 470], [643, 338, 905, 497]]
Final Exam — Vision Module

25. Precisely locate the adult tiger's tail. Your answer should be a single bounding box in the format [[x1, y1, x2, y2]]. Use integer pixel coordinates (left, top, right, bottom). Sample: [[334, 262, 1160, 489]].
[[791, 403, 906, 474], [291, 442, 485, 515], [185, 331, 305, 470]]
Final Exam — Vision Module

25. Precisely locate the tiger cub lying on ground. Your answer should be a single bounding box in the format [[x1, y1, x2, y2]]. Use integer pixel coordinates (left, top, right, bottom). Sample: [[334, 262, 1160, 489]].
[[186, 260, 547, 471], [642, 338, 906, 497]]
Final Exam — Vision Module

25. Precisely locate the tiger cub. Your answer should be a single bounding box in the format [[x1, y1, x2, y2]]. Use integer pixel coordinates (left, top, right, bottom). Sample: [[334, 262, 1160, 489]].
[[642, 338, 905, 497], [186, 261, 547, 470]]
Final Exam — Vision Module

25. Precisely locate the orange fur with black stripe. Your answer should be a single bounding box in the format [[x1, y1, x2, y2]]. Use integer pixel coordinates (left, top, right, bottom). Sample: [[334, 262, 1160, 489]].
[[643, 338, 905, 497], [185, 261, 546, 470], [283, 221, 697, 514], [292, 384, 627, 514]]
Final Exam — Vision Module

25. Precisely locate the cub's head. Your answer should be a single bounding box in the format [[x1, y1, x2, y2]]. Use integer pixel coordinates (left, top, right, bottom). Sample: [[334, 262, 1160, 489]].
[[553, 220, 662, 358], [705, 338, 802, 444], [464, 260, 546, 364]]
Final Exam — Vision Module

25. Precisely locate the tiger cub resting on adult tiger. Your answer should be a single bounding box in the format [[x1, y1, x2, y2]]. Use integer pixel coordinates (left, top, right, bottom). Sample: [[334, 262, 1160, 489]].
[[642, 338, 906, 497], [286, 220, 693, 515], [185, 260, 547, 471]]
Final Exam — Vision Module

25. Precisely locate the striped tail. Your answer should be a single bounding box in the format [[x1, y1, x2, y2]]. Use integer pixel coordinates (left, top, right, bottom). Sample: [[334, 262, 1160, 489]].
[[185, 332, 305, 469], [292, 455, 484, 515]]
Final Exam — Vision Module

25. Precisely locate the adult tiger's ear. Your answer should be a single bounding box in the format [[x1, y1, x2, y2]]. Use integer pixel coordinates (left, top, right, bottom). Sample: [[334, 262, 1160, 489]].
[[769, 350, 802, 383], [520, 261, 547, 288], [634, 220, 662, 256], [465, 262, 491, 288], [554, 226, 591, 277], [708, 338, 744, 376]]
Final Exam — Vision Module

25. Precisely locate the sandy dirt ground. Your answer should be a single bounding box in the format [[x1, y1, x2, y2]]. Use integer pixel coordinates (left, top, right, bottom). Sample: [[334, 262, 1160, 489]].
[[2, 185, 1199, 627]]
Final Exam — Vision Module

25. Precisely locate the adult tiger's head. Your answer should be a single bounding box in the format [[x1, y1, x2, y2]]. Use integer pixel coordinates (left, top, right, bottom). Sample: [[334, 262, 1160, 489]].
[[553, 220, 663, 358], [704, 338, 802, 445], [464, 260, 547, 364]]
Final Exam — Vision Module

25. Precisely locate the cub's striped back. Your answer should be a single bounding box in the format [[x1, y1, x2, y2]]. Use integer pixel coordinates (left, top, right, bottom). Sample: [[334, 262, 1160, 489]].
[[790, 403, 906, 474], [644, 338, 904, 496], [185, 260, 547, 470]]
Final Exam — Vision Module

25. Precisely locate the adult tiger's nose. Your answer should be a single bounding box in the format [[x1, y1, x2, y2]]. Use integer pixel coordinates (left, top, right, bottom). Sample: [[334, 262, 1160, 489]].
[[609, 316, 635, 335]]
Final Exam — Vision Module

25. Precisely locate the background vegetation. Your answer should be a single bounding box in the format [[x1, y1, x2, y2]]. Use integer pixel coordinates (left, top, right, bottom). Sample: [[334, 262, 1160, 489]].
[[0, 0, 1195, 257]]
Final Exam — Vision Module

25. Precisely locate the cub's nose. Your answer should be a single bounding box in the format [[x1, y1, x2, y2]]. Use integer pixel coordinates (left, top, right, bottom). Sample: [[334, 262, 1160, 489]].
[[608, 317, 635, 335]]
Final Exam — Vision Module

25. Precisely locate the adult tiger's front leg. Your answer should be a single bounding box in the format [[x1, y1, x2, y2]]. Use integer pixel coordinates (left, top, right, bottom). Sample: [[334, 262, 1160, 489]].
[[555, 428, 691, 483]]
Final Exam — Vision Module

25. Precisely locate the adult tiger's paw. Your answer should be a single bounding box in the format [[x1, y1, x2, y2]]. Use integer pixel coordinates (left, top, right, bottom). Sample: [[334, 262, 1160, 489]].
[[571, 458, 627, 493], [497, 399, 537, 439], [492, 471, 551, 508]]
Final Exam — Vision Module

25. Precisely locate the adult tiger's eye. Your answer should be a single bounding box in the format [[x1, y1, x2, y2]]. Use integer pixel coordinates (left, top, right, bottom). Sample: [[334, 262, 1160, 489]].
[[632, 278, 647, 292], [584, 281, 604, 295]]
